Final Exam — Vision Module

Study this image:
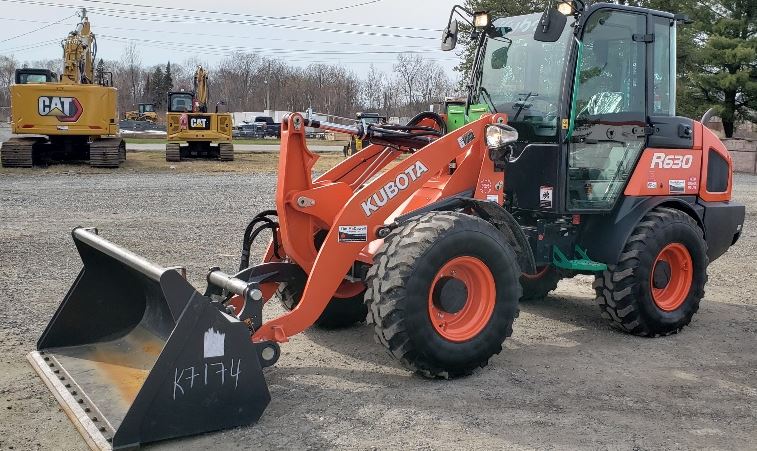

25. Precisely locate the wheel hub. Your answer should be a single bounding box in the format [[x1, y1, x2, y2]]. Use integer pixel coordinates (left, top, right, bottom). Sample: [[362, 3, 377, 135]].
[[650, 243, 693, 312], [427, 256, 496, 342], [432, 277, 468, 314], [652, 260, 672, 289]]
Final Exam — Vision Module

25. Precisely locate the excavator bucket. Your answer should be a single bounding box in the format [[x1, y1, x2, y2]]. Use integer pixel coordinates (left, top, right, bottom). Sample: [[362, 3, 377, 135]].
[[28, 228, 270, 450]]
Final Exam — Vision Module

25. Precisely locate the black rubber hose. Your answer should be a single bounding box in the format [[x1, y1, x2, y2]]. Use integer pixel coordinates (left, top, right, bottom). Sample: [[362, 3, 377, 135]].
[[240, 211, 279, 270]]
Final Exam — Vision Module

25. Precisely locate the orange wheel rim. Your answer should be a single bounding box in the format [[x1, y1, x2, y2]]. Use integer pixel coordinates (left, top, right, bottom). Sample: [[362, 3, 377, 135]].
[[650, 243, 693, 312], [522, 265, 550, 280], [427, 256, 496, 342]]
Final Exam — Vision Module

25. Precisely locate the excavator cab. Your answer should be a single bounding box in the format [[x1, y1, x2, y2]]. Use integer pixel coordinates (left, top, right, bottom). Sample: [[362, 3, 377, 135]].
[[168, 92, 194, 113], [15, 68, 57, 84]]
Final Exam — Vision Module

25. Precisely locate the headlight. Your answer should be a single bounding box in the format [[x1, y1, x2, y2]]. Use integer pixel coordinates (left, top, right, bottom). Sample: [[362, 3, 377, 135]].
[[557, 1, 574, 15], [485, 124, 518, 149], [473, 11, 490, 29]]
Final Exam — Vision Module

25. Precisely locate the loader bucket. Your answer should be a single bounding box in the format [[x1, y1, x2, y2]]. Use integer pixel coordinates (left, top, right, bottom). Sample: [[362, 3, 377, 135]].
[[28, 228, 270, 450]]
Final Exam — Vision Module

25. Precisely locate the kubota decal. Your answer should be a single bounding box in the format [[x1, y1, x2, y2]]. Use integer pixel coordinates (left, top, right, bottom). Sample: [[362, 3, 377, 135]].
[[38, 96, 83, 122], [651, 153, 693, 169], [361, 161, 429, 217]]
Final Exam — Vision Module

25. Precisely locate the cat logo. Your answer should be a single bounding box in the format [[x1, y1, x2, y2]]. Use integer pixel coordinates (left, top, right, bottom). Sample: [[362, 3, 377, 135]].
[[38, 96, 83, 122], [188, 116, 211, 130]]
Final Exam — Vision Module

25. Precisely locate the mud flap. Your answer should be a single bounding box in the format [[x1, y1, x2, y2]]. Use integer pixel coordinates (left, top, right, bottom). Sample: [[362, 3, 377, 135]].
[[28, 228, 270, 450]]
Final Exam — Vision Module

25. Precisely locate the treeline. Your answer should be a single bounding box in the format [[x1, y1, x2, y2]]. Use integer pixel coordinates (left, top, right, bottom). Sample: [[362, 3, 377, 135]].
[[0, 45, 457, 121]]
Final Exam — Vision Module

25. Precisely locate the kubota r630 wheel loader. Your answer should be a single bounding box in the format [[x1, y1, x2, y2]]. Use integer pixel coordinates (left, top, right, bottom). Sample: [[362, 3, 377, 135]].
[[28, 2, 744, 449]]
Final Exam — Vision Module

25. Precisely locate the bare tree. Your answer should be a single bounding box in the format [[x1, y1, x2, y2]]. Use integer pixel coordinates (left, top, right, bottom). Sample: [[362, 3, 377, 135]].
[[120, 42, 142, 111], [394, 53, 426, 106]]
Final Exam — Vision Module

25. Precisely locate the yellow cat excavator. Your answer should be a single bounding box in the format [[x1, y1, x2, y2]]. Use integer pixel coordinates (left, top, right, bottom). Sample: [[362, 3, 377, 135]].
[[0, 9, 124, 168], [165, 66, 234, 161]]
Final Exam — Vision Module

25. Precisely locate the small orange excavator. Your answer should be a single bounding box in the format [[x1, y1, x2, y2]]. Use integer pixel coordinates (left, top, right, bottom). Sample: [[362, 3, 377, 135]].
[[29, 2, 744, 449]]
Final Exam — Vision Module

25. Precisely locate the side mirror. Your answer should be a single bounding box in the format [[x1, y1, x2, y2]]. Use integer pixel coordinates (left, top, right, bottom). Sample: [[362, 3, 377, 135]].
[[441, 20, 458, 51], [533, 8, 567, 42], [490, 43, 510, 69]]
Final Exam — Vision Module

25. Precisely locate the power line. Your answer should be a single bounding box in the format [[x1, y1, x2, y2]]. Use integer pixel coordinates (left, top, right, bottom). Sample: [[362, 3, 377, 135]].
[[0, 0, 439, 33], [0, 12, 75, 44], [80, 23, 432, 50], [0, 16, 431, 50], [91, 10, 437, 41], [0, 38, 59, 53], [285, 0, 385, 18], [97, 34, 456, 61], [96, 33, 442, 55]]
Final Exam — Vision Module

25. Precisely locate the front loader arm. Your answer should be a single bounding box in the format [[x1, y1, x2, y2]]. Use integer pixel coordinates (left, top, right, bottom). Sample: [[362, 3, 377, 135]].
[[253, 113, 493, 343]]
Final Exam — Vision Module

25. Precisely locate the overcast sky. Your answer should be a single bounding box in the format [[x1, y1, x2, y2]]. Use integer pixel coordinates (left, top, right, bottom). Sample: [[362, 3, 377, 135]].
[[0, 0, 462, 76]]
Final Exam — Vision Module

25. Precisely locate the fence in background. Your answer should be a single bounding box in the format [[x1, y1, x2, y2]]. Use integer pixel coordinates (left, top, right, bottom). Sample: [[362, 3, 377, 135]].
[[727, 139, 757, 175]]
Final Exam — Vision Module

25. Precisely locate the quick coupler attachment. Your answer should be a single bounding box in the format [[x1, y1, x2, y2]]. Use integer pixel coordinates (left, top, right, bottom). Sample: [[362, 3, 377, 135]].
[[28, 227, 271, 450]]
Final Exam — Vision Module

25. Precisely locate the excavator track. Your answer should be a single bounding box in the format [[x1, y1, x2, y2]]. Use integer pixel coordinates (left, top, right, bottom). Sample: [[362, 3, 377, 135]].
[[219, 142, 234, 161], [89, 137, 125, 168], [1, 137, 40, 168], [166, 142, 182, 162]]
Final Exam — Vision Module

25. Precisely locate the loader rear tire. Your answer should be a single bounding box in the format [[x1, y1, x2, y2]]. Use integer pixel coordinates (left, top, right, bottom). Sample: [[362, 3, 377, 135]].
[[276, 281, 368, 329], [365, 212, 521, 378], [520, 266, 561, 301], [594, 207, 708, 337]]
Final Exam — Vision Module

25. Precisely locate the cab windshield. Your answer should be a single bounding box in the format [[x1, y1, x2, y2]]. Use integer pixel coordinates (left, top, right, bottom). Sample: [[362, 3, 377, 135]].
[[477, 13, 574, 142], [169, 94, 194, 113]]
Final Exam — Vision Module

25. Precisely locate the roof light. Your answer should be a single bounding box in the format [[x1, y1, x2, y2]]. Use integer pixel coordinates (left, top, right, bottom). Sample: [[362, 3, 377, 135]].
[[473, 11, 490, 29]]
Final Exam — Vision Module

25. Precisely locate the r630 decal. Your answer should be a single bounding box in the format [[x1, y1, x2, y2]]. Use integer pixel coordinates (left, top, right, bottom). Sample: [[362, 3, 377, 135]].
[[651, 153, 693, 169]]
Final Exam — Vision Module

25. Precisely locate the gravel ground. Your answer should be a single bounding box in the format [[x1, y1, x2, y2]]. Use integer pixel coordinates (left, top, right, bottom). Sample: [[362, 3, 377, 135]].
[[0, 171, 755, 450]]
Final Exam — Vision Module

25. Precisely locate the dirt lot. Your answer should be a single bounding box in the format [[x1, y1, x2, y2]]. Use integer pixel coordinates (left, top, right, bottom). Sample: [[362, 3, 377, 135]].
[[0, 166, 755, 450]]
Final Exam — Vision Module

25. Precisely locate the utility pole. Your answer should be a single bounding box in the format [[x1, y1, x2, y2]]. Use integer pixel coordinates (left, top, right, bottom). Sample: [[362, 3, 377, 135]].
[[264, 61, 271, 113]]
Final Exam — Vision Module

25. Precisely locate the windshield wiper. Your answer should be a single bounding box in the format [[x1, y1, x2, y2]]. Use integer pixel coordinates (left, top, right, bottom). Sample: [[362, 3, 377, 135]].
[[512, 91, 538, 121], [479, 87, 498, 113]]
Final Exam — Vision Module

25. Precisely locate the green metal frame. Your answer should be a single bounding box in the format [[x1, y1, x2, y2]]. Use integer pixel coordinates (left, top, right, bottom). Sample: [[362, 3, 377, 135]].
[[552, 245, 607, 272]]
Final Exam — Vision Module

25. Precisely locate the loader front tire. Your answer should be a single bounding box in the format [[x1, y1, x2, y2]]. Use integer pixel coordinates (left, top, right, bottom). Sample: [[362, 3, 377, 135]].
[[520, 266, 562, 301], [594, 207, 708, 337], [276, 281, 368, 329], [365, 212, 521, 378]]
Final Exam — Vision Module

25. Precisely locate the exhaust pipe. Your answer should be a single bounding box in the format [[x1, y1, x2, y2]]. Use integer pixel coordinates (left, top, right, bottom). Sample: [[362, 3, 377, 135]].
[[28, 228, 271, 450]]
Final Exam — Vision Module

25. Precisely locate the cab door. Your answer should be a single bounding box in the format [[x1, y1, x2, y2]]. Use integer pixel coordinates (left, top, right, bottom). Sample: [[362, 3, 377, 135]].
[[565, 8, 649, 211]]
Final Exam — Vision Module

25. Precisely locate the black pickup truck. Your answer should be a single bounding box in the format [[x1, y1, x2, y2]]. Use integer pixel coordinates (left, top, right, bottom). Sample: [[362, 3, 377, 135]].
[[254, 116, 281, 138]]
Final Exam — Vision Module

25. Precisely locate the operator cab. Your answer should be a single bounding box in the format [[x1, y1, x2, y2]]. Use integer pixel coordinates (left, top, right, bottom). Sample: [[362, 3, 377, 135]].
[[15, 68, 57, 84], [444, 2, 685, 214], [356, 112, 387, 125], [168, 92, 195, 113], [139, 103, 155, 114]]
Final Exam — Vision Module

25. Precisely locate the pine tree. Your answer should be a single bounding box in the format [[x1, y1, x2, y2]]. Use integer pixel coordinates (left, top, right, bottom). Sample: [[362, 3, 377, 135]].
[[164, 61, 173, 94], [149, 66, 165, 109]]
